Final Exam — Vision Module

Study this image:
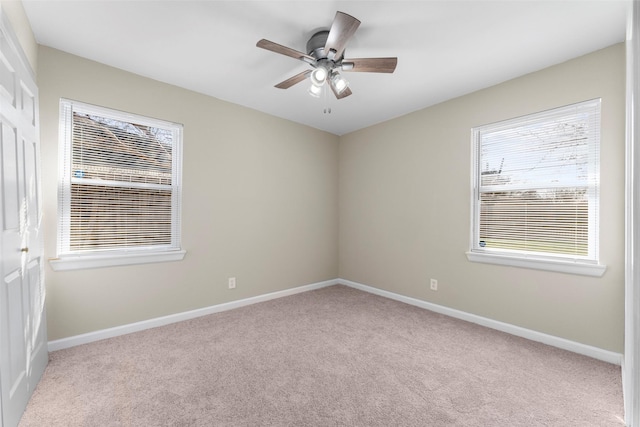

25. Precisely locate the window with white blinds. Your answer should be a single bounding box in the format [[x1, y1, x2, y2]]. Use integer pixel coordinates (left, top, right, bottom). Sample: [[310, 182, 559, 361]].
[[55, 99, 184, 269], [469, 99, 602, 273]]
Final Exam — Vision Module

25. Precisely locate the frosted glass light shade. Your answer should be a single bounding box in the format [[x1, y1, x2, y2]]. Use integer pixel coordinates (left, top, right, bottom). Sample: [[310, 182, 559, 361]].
[[308, 84, 322, 98], [310, 66, 328, 86]]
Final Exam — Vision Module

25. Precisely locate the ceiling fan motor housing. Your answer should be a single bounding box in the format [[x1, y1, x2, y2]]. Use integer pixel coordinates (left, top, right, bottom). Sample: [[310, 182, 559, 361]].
[[307, 30, 342, 61]]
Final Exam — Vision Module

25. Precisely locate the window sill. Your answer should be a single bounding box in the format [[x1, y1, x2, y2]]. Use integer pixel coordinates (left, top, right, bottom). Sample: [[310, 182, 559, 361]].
[[49, 250, 186, 271], [465, 251, 606, 277]]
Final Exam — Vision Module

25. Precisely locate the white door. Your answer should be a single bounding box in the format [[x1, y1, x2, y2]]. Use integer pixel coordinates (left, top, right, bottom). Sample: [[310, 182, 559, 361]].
[[0, 11, 47, 427]]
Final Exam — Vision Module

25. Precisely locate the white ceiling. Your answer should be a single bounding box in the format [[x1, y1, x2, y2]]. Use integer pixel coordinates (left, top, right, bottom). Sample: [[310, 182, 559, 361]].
[[22, 0, 628, 136]]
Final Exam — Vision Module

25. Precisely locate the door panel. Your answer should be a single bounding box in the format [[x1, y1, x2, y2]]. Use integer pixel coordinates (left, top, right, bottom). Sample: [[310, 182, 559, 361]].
[[0, 43, 15, 105], [19, 83, 34, 127], [23, 138, 38, 226], [1, 123, 18, 231], [4, 270, 25, 393], [26, 259, 45, 352], [0, 268, 27, 427]]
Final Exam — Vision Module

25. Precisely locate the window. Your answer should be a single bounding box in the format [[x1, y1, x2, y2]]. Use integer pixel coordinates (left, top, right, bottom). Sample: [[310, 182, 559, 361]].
[[467, 99, 605, 276], [51, 99, 185, 271]]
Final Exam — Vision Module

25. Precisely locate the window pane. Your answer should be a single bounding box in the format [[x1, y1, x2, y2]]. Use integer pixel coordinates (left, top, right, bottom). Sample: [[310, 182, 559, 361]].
[[479, 188, 588, 256], [72, 112, 172, 185], [480, 110, 595, 190], [70, 183, 172, 251]]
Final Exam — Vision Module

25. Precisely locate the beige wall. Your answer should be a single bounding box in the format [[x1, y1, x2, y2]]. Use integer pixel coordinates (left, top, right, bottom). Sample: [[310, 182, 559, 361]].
[[31, 30, 626, 351], [0, 0, 37, 73], [339, 44, 626, 353], [38, 46, 339, 340]]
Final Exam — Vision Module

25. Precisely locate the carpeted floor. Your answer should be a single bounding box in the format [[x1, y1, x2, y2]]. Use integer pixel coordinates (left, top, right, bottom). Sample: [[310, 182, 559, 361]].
[[19, 285, 624, 426]]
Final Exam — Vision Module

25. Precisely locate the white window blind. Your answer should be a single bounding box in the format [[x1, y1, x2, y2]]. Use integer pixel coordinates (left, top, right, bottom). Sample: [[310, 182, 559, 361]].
[[471, 99, 601, 265], [57, 99, 183, 261]]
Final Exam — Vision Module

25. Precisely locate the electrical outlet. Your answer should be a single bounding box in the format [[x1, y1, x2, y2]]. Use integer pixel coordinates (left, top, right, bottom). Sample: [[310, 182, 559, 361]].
[[228, 277, 236, 289], [430, 278, 438, 291]]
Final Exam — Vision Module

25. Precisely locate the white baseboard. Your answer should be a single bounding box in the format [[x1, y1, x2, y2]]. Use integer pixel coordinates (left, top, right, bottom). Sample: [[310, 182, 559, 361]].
[[49, 277, 622, 366], [339, 278, 623, 365], [48, 278, 339, 352]]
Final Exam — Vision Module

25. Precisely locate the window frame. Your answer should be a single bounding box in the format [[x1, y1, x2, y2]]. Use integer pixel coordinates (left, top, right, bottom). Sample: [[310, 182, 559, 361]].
[[50, 99, 185, 271], [466, 99, 606, 277]]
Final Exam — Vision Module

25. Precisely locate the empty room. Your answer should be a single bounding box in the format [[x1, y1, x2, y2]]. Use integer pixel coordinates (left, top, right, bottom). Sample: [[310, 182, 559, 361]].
[[1, 0, 639, 426]]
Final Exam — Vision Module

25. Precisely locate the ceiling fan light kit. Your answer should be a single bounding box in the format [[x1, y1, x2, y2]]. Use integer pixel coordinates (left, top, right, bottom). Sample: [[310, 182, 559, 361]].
[[310, 65, 329, 86], [257, 11, 398, 100], [330, 72, 349, 93], [308, 83, 322, 98]]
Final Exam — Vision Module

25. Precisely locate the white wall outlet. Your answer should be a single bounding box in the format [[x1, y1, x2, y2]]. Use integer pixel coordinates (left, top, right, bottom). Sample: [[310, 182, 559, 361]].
[[430, 278, 438, 291], [228, 277, 236, 289]]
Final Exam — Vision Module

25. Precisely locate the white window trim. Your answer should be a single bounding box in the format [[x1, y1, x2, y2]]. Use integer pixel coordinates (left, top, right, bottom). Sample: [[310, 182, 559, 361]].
[[468, 99, 606, 276], [51, 99, 185, 271], [465, 251, 606, 277], [49, 250, 186, 271]]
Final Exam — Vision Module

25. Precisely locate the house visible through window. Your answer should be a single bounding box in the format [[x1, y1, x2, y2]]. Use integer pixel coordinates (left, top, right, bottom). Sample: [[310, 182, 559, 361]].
[[53, 99, 185, 271], [467, 99, 605, 276]]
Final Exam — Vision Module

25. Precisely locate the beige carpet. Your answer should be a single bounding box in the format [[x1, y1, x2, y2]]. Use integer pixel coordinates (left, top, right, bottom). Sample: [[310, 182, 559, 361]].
[[20, 285, 624, 426]]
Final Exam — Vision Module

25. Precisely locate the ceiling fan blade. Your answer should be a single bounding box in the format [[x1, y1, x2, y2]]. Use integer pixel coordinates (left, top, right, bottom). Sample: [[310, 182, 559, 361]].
[[324, 11, 360, 60], [329, 81, 353, 100], [274, 70, 312, 89], [257, 39, 315, 64], [342, 57, 398, 73]]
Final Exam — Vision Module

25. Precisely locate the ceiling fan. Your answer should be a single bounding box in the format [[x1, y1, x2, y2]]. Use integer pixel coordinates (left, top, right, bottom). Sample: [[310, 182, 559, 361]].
[[256, 11, 397, 100]]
